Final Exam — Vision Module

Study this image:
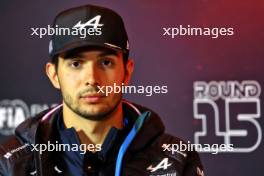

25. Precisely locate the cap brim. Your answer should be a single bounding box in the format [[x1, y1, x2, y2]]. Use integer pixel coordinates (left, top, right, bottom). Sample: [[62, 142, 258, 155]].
[[52, 40, 128, 57]]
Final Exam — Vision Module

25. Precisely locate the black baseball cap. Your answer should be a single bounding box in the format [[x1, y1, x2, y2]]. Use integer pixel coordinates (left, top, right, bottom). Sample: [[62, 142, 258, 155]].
[[49, 4, 129, 58]]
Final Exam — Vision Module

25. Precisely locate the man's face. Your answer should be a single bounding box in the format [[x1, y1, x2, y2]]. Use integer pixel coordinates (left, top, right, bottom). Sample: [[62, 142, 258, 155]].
[[46, 47, 133, 120]]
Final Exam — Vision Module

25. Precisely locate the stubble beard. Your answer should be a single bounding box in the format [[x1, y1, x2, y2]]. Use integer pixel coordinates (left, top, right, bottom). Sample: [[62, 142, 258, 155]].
[[63, 92, 122, 121]]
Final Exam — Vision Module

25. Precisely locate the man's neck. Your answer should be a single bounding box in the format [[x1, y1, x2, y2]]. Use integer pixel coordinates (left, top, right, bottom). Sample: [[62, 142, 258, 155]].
[[62, 103, 123, 146]]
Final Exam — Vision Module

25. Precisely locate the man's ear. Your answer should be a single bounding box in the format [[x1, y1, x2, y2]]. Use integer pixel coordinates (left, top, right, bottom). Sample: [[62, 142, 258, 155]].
[[124, 58, 134, 86], [46, 62, 60, 89]]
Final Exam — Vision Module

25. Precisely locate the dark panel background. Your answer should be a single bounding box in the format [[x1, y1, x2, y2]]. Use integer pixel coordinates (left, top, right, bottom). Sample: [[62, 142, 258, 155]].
[[0, 0, 263, 175]]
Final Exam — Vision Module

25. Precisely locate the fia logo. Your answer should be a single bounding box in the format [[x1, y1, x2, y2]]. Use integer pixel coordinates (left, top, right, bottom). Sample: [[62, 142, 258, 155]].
[[0, 99, 56, 135], [73, 15, 104, 29], [147, 158, 172, 173]]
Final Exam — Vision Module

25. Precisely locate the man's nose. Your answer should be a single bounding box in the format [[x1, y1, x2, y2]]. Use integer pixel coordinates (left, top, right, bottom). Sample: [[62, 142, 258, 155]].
[[82, 63, 100, 86]]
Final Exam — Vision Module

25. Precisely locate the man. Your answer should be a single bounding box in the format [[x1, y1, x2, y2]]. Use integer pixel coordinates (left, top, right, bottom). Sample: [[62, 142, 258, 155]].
[[0, 4, 203, 176]]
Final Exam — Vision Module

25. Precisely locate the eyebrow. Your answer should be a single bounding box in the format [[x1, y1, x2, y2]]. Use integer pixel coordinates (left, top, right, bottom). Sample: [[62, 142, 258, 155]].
[[63, 49, 119, 59], [98, 50, 119, 57]]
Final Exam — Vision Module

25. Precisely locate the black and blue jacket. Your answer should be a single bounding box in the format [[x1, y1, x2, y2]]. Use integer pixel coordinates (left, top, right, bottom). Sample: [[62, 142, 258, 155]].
[[0, 100, 203, 176]]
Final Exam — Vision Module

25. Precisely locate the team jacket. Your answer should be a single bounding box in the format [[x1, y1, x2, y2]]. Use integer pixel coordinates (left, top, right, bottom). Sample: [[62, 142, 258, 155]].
[[0, 101, 204, 176]]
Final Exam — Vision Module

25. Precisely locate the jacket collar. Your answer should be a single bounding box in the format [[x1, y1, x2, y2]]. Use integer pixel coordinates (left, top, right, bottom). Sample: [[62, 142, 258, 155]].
[[122, 101, 165, 151], [14, 100, 165, 175], [15, 100, 165, 151]]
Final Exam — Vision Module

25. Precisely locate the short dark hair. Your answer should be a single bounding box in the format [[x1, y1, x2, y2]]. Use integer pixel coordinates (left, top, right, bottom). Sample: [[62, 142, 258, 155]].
[[50, 46, 129, 71]]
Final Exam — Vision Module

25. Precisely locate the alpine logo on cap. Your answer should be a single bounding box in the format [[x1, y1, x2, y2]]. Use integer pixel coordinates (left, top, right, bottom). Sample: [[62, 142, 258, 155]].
[[73, 15, 104, 29], [69, 15, 103, 37]]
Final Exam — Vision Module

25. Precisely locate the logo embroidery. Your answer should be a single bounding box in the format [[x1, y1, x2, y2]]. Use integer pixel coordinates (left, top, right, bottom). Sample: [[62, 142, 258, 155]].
[[147, 158, 172, 173], [73, 15, 104, 29], [3, 152, 12, 159], [54, 165, 63, 173]]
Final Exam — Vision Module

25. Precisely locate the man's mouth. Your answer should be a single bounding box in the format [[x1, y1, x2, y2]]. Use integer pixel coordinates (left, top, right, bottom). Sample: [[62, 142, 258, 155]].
[[80, 94, 106, 103]]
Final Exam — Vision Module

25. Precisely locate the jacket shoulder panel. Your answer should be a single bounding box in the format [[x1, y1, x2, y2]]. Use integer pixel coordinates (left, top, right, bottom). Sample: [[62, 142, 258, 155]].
[[0, 136, 32, 175], [0, 109, 50, 176]]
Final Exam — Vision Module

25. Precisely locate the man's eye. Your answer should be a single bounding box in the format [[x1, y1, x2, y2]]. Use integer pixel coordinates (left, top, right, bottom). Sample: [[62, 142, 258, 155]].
[[70, 61, 82, 68], [101, 59, 113, 67]]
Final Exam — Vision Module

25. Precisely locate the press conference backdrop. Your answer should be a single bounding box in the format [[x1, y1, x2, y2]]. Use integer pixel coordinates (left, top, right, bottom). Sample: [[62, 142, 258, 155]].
[[0, 1, 263, 175]]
